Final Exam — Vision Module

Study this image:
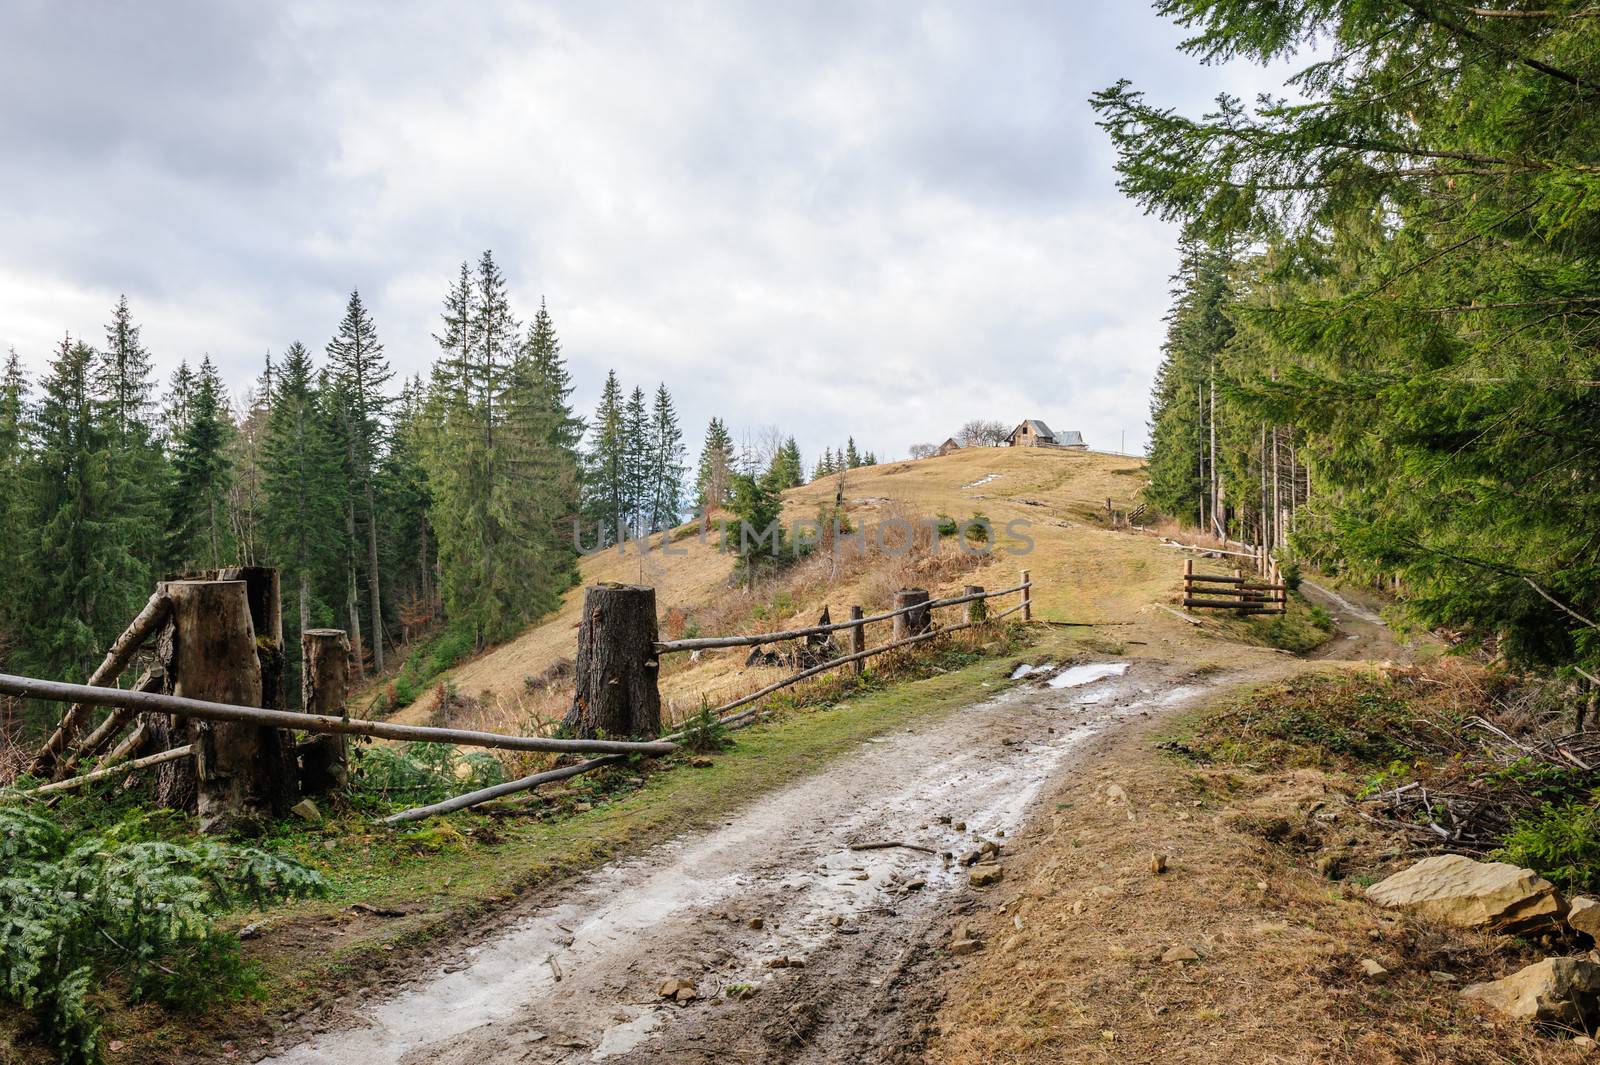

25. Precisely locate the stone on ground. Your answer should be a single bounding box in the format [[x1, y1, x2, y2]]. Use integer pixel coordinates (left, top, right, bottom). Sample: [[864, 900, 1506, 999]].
[[1365, 854, 1563, 932], [1460, 958, 1600, 1027], [1161, 945, 1199, 963], [1568, 896, 1600, 938], [969, 865, 1003, 887]]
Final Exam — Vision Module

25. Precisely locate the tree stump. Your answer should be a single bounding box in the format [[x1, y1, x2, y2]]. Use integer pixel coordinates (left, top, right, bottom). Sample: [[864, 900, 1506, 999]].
[[165, 580, 271, 834], [893, 589, 931, 640], [222, 566, 297, 814], [964, 585, 986, 624], [300, 629, 352, 794], [562, 584, 662, 739]]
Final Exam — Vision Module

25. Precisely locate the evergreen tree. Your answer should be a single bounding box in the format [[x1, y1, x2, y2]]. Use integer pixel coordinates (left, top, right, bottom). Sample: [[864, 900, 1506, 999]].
[[767, 435, 804, 490], [261, 341, 343, 677], [845, 437, 861, 469], [0, 350, 31, 657], [646, 384, 686, 530], [622, 385, 649, 534], [164, 356, 235, 572], [26, 338, 147, 680], [378, 376, 437, 646], [162, 360, 196, 451], [326, 289, 393, 673], [582, 371, 627, 540], [694, 416, 735, 512]]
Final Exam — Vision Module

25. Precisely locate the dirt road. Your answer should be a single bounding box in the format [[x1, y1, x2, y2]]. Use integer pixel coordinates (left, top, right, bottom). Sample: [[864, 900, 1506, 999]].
[[255, 658, 1242, 1065]]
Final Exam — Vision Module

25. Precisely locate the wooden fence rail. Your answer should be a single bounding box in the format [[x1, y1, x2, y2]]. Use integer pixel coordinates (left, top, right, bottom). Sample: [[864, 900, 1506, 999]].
[[1180, 558, 1286, 614]]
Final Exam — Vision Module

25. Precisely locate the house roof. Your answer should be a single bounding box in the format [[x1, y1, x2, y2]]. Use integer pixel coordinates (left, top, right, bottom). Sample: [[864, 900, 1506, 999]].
[[939, 437, 959, 448], [1056, 430, 1085, 446], [1010, 419, 1054, 440]]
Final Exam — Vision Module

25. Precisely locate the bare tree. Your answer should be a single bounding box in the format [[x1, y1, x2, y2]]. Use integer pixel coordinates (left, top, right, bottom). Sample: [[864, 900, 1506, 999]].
[[959, 419, 1009, 447], [909, 442, 938, 459]]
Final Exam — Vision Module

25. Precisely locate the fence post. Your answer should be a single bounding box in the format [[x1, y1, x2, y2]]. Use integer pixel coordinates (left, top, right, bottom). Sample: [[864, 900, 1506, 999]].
[[893, 589, 931, 640], [562, 584, 663, 739], [849, 605, 866, 675], [166, 580, 271, 834], [964, 585, 986, 624], [299, 629, 351, 794], [1184, 558, 1193, 602], [1020, 570, 1032, 622]]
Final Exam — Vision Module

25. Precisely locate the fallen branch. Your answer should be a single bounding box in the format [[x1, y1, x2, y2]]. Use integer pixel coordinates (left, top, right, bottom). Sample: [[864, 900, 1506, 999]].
[[28, 592, 171, 777], [57, 667, 163, 776], [20, 744, 193, 796], [1155, 604, 1203, 626], [849, 841, 938, 854]]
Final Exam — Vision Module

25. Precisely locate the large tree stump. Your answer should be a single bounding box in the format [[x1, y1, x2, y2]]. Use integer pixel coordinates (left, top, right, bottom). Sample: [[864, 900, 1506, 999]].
[[166, 580, 271, 834], [299, 629, 351, 794], [892, 589, 931, 640], [562, 584, 662, 739], [221, 566, 298, 814]]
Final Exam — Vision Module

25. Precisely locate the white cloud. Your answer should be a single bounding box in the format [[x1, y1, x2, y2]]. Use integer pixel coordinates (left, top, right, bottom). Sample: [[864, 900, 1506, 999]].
[[0, 0, 1301, 459]]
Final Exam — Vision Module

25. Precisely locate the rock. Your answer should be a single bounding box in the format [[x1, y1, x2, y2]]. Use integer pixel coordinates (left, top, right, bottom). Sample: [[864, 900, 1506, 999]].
[[659, 977, 697, 1000], [290, 798, 322, 823], [958, 850, 980, 867], [747, 917, 764, 930], [1429, 971, 1459, 984], [1161, 945, 1199, 963], [764, 955, 805, 969], [1366, 855, 1564, 932], [573, 802, 593, 813], [1359, 958, 1389, 979], [690, 756, 714, 768], [1575, 1035, 1598, 1050], [979, 839, 1001, 856], [969, 866, 1004, 887], [949, 938, 982, 955], [1150, 853, 1168, 875], [954, 821, 967, 832], [1570, 896, 1600, 938], [1105, 784, 1130, 806], [1460, 958, 1600, 1027], [852, 871, 870, 881], [903, 878, 927, 891]]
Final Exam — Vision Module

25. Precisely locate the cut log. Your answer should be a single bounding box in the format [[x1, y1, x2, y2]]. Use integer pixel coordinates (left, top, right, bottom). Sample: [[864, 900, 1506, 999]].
[[220, 566, 297, 815], [299, 628, 351, 794], [892, 589, 931, 640], [29, 590, 171, 778], [562, 584, 663, 739], [166, 580, 270, 835]]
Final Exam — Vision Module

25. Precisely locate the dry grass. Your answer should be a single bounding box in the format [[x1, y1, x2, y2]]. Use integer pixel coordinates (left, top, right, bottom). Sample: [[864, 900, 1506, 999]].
[[927, 706, 1585, 1064]]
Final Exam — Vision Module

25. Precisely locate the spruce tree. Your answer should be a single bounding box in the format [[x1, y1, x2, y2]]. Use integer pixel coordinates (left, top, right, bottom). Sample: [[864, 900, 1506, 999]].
[[845, 437, 861, 469], [262, 342, 342, 673], [622, 385, 649, 534], [164, 356, 235, 572], [582, 371, 627, 541], [694, 416, 735, 512], [26, 338, 147, 680], [647, 384, 686, 531], [326, 290, 393, 673], [0, 350, 31, 655]]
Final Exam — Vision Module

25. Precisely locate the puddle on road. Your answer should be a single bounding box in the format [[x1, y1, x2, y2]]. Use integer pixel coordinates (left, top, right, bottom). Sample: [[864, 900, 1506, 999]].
[[1010, 661, 1055, 679], [1047, 662, 1129, 688]]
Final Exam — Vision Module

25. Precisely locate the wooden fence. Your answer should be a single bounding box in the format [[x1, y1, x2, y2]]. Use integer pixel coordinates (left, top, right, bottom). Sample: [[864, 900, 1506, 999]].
[[1181, 557, 1286, 615], [7, 568, 1037, 826]]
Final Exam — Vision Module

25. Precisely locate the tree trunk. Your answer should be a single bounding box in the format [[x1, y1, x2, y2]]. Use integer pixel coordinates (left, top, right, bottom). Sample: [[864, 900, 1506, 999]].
[[562, 584, 662, 739], [364, 480, 385, 675], [893, 589, 931, 640], [165, 579, 270, 834], [300, 628, 351, 794], [344, 498, 365, 677]]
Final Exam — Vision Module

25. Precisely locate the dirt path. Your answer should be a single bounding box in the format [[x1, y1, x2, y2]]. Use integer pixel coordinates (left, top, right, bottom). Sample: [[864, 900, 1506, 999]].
[[252, 657, 1253, 1065], [1300, 580, 1411, 663]]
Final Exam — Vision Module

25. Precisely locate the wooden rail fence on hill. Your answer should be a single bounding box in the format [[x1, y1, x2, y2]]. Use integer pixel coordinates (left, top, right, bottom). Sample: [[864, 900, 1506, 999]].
[[1181, 557, 1286, 615], [10, 567, 1039, 826]]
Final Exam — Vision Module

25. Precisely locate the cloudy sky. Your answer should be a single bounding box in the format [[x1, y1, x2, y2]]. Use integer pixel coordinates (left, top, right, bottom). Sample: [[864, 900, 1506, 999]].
[[0, 1, 1295, 461]]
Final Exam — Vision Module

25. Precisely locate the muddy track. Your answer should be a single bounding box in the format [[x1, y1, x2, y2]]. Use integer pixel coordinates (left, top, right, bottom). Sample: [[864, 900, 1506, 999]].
[[249, 657, 1250, 1065]]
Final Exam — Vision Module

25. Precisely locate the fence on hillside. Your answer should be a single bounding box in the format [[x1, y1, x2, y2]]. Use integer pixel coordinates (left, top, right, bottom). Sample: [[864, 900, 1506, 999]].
[[4, 567, 1037, 826], [1180, 557, 1286, 615]]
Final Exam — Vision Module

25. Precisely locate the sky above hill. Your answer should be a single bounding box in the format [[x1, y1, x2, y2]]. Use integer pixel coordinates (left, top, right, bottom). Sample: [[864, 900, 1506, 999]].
[[0, 1, 1297, 461]]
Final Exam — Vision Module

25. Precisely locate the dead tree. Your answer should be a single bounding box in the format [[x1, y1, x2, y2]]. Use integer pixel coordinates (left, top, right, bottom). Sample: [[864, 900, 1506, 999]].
[[299, 628, 351, 794], [892, 589, 931, 640], [164, 580, 275, 834], [563, 584, 662, 739]]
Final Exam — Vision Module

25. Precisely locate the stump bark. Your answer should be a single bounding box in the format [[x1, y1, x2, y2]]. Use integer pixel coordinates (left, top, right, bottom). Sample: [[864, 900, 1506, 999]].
[[165, 580, 272, 834], [221, 566, 298, 814], [892, 589, 931, 640], [299, 628, 351, 794], [563, 584, 662, 739]]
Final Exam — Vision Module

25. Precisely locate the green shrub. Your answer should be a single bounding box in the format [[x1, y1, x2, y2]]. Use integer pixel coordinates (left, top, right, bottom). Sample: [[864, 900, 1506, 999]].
[[1498, 798, 1600, 892], [935, 514, 959, 537], [348, 742, 505, 811], [965, 512, 991, 542], [0, 806, 325, 1063], [1277, 558, 1302, 592], [677, 706, 731, 754], [389, 626, 476, 710]]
